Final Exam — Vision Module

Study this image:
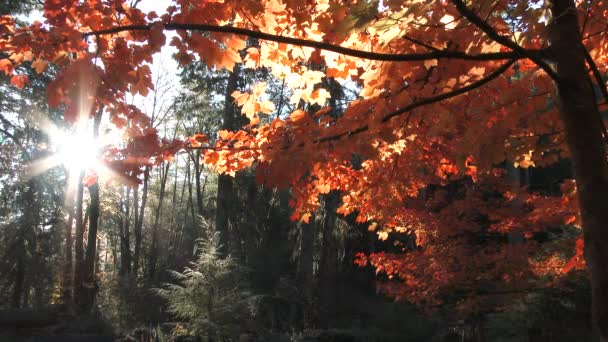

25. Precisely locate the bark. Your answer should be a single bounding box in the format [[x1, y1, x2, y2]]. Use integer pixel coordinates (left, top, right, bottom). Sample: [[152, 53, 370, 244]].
[[77, 108, 103, 312], [119, 187, 132, 276], [319, 192, 339, 327], [215, 69, 240, 256], [61, 209, 74, 302], [61, 170, 76, 302], [548, 1, 608, 340], [78, 180, 99, 312], [186, 159, 197, 257], [147, 162, 171, 281], [298, 217, 315, 303], [12, 252, 24, 308], [73, 172, 85, 302], [194, 150, 204, 216], [133, 167, 148, 279]]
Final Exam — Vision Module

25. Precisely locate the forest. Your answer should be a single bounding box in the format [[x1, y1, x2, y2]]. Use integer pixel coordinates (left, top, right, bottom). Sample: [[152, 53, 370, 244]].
[[0, 0, 607, 341]]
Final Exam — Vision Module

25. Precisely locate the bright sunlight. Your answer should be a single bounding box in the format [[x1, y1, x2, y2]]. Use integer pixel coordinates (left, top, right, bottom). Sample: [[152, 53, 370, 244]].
[[54, 124, 100, 173], [28, 116, 121, 183]]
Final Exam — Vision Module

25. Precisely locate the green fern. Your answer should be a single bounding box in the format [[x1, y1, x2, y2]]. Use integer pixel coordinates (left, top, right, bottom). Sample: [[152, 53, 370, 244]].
[[155, 222, 258, 341]]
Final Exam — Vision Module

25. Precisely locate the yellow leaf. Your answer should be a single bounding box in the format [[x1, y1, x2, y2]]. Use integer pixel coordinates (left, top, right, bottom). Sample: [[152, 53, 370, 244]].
[[231, 91, 250, 106], [439, 14, 456, 30], [32, 59, 47, 74], [424, 59, 438, 69], [310, 88, 331, 106], [219, 48, 242, 72]]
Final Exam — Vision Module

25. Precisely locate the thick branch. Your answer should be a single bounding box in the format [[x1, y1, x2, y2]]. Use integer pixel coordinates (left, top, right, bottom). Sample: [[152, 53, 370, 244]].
[[585, 48, 608, 103], [83, 22, 538, 62], [451, 0, 557, 79], [583, 48, 608, 143], [313, 59, 516, 144]]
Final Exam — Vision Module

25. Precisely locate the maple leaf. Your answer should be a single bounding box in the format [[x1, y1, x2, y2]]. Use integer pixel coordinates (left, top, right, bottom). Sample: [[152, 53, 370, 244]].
[[188, 133, 208, 147], [0, 59, 13, 75], [310, 88, 331, 106], [32, 59, 48, 74], [232, 82, 273, 120], [82, 174, 98, 187], [10, 74, 29, 90]]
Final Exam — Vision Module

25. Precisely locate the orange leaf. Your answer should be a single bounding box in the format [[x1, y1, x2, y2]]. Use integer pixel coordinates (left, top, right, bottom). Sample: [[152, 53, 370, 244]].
[[10, 74, 29, 90], [32, 59, 48, 74], [290, 110, 306, 122], [82, 174, 98, 187], [0, 59, 13, 75]]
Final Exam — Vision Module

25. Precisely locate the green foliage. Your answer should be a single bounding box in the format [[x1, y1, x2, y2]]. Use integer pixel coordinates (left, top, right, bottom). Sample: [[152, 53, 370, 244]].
[[0, 0, 40, 15], [155, 221, 259, 341]]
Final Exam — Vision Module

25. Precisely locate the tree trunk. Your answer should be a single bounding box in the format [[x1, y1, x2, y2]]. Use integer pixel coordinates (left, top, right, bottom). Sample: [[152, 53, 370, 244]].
[[77, 108, 103, 312], [298, 217, 315, 303], [194, 150, 204, 216], [73, 172, 85, 303], [78, 176, 100, 312], [120, 187, 132, 276], [548, 1, 608, 340], [319, 192, 339, 328], [215, 68, 240, 256], [62, 208, 74, 302], [133, 167, 148, 280], [147, 162, 171, 281], [187, 159, 198, 254]]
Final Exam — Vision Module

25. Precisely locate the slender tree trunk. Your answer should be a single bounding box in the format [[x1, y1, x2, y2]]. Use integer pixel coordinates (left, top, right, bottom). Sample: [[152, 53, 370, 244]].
[[133, 167, 148, 280], [194, 150, 204, 216], [61, 171, 76, 302], [120, 187, 132, 276], [216, 69, 240, 256], [186, 159, 197, 256], [62, 210, 74, 301], [298, 217, 315, 304], [148, 162, 171, 281], [77, 107, 103, 311], [73, 171, 85, 305], [548, 1, 608, 340], [319, 193, 339, 328], [12, 253, 24, 308]]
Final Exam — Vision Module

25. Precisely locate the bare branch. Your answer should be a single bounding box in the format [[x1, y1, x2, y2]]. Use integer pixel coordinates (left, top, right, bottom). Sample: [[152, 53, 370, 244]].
[[312, 59, 516, 144], [82, 22, 540, 63], [451, 0, 557, 80]]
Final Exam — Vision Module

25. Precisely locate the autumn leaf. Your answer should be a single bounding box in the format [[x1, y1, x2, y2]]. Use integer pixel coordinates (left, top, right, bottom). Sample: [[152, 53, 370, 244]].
[[10, 74, 29, 89], [32, 59, 47, 74], [0, 59, 13, 75], [82, 174, 98, 187], [188, 133, 208, 147]]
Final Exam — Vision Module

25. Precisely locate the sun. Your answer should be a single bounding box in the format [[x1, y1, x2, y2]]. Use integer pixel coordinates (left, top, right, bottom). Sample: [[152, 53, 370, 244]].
[[54, 125, 101, 174], [28, 116, 122, 183]]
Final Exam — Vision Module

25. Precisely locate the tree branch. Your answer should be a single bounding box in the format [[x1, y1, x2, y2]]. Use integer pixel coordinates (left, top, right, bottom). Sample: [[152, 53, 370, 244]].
[[584, 47, 608, 103], [189, 60, 514, 152], [82, 22, 539, 62], [583, 47, 608, 143], [451, 0, 558, 80], [312, 59, 516, 144], [0, 126, 30, 157]]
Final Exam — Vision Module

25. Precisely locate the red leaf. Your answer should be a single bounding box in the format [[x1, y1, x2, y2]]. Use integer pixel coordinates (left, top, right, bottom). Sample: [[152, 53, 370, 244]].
[[10, 74, 29, 90], [82, 174, 98, 187]]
